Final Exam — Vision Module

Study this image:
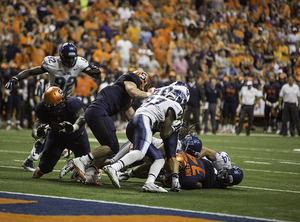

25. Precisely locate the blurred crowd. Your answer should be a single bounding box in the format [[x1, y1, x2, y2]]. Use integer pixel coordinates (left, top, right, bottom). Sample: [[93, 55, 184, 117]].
[[0, 0, 300, 135]]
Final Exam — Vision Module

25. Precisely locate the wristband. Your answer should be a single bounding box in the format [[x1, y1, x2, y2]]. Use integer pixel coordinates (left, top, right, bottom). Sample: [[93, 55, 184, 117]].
[[73, 123, 79, 132], [146, 92, 151, 97]]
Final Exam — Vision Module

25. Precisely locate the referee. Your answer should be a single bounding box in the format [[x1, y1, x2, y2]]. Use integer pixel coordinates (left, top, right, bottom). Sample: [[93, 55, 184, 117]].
[[236, 80, 262, 136], [278, 76, 300, 136]]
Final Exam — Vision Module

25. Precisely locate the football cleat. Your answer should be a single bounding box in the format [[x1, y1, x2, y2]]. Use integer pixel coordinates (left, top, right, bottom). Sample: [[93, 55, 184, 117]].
[[59, 158, 74, 178], [32, 167, 44, 178], [73, 157, 87, 181], [22, 158, 35, 172], [85, 167, 103, 186], [117, 171, 130, 181], [62, 149, 72, 158], [103, 166, 121, 188], [30, 140, 44, 161], [70, 170, 80, 182], [142, 183, 168, 193], [170, 174, 181, 192]]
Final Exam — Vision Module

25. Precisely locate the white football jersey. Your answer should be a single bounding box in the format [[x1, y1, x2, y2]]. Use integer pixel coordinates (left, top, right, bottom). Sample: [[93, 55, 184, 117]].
[[41, 56, 89, 96], [135, 95, 183, 132], [213, 151, 232, 172]]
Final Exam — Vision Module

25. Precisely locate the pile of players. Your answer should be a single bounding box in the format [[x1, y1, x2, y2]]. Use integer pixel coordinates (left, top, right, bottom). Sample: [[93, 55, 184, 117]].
[[5, 42, 243, 193]]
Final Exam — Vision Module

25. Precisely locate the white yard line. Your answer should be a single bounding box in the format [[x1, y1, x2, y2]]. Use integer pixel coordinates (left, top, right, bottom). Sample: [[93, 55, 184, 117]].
[[244, 161, 272, 165]]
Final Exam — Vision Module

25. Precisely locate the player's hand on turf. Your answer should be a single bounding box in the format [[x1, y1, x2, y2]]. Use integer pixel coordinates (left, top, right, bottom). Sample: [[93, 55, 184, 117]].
[[5, 76, 20, 90]]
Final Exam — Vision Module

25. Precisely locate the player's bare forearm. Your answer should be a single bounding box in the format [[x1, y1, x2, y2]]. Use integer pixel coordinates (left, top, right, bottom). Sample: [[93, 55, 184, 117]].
[[122, 107, 135, 121], [16, 67, 45, 80], [199, 147, 217, 161], [124, 81, 149, 99], [73, 108, 86, 129]]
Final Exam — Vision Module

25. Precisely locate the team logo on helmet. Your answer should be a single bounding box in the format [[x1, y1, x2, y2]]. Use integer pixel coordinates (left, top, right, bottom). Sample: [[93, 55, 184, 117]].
[[133, 70, 151, 92], [166, 89, 188, 109]]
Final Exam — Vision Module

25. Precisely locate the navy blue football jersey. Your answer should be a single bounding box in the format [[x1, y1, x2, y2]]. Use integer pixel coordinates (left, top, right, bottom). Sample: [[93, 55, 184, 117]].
[[35, 96, 84, 139], [178, 151, 216, 189], [90, 72, 141, 116]]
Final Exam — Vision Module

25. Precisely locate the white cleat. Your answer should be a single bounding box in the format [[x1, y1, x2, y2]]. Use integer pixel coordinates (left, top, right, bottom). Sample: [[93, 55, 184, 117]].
[[62, 149, 72, 158], [22, 158, 35, 172], [142, 183, 168, 193], [85, 168, 103, 186], [70, 170, 80, 182], [73, 157, 87, 181], [60, 159, 74, 178], [103, 166, 121, 188]]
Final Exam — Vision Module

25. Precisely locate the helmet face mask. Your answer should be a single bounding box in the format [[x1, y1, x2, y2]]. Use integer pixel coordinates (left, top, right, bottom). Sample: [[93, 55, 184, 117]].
[[217, 166, 243, 186], [59, 43, 78, 68]]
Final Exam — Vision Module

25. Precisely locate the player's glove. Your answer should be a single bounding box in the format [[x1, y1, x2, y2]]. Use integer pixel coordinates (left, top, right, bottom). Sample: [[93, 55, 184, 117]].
[[5, 76, 20, 90], [171, 173, 181, 192], [85, 64, 101, 79], [171, 120, 183, 133], [186, 148, 201, 158], [59, 121, 79, 133], [36, 124, 50, 138]]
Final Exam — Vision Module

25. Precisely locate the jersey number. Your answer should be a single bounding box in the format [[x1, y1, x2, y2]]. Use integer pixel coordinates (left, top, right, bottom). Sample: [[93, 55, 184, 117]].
[[144, 97, 167, 107], [54, 77, 77, 95]]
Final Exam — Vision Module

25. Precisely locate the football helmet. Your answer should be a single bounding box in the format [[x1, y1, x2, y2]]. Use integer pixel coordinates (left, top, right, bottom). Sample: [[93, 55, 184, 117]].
[[44, 86, 65, 113], [59, 43, 78, 67], [217, 166, 243, 187], [181, 134, 202, 156], [166, 89, 188, 109], [213, 151, 231, 172], [133, 70, 151, 92], [176, 153, 187, 172], [171, 81, 190, 101]]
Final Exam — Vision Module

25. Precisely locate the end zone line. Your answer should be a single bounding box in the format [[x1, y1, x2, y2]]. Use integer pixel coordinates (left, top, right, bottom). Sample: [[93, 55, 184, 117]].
[[0, 191, 287, 222]]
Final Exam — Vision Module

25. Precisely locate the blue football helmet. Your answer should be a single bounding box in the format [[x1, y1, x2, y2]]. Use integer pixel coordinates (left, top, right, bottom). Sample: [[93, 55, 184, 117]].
[[217, 166, 243, 187], [181, 134, 202, 154], [59, 43, 78, 67], [166, 89, 188, 109]]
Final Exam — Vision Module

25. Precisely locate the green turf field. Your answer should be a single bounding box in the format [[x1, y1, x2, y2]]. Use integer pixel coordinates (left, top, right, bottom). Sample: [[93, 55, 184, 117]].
[[0, 128, 299, 222]]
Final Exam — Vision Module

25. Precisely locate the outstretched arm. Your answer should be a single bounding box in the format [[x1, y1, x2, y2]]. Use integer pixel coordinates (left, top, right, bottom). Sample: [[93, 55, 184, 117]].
[[82, 64, 101, 80]]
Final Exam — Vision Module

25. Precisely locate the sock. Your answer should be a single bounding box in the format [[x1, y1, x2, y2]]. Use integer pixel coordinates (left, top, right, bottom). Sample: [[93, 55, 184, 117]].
[[145, 159, 165, 184], [82, 153, 94, 165], [110, 141, 131, 163], [16, 120, 21, 126], [7, 120, 11, 126], [111, 150, 144, 172], [128, 169, 135, 177]]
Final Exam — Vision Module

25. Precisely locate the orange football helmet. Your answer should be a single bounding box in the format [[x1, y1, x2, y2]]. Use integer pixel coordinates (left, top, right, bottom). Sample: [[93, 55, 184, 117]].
[[44, 86, 65, 113], [133, 70, 151, 92], [176, 153, 187, 172]]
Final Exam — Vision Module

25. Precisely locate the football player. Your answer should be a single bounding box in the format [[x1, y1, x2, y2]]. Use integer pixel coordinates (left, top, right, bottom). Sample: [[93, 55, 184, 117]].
[[30, 87, 101, 184], [5, 43, 101, 172], [171, 150, 243, 189], [262, 75, 280, 134], [102, 87, 188, 193], [68, 70, 154, 184]]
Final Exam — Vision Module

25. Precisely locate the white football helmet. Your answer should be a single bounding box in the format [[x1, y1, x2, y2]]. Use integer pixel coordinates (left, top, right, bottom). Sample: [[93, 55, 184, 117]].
[[213, 151, 231, 172]]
